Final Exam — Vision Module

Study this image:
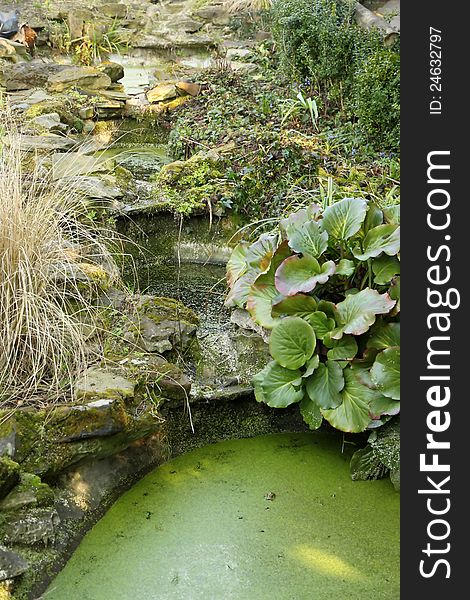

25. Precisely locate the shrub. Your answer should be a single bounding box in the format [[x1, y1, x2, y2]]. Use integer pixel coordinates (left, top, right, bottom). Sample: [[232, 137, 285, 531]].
[[0, 124, 119, 405], [225, 198, 400, 435], [354, 47, 400, 150], [271, 0, 381, 103]]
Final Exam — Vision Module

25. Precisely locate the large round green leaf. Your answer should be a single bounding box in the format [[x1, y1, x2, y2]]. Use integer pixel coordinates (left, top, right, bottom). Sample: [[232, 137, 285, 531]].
[[335, 259, 355, 277], [224, 269, 259, 308], [305, 361, 344, 409], [245, 242, 292, 328], [252, 362, 272, 404], [226, 242, 248, 288], [269, 317, 316, 370], [246, 276, 280, 329], [370, 347, 400, 400], [353, 224, 400, 260], [245, 233, 278, 273], [335, 288, 396, 336], [372, 255, 400, 285], [260, 362, 304, 407], [320, 198, 368, 240], [280, 204, 321, 239], [272, 294, 317, 318], [307, 311, 336, 340], [288, 220, 328, 258], [367, 322, 400, 350], [322, 369, 377, 433], [300, 396, 323, 429], [327, 335, 358, 361], [275, 255, 335, 296]]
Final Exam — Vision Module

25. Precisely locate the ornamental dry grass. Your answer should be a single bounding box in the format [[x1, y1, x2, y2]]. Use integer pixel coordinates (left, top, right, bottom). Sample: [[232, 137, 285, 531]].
[[0, 124, 119, 407]]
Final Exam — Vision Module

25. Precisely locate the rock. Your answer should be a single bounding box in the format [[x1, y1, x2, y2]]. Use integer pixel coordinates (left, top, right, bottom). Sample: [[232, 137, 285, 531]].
[[107, 354, 192, 402], [4, 134, 75, 152], [47, 67, 112, 92], [98, 61, 125, 83], [175, 81, 201, 96], [30, 112, 66, 132], [67, 13, 85, 40], [230, 61, 259, 74], [0, 430, 16, 458], [173, 17, 204, 34], [104, 295, 198, 357], [94, 99, 125, 119], [0, 38, 17, 59], [146, 82, 178, 103], [1, 61, 66, 91], [51, 153, 113, 180], [195, 5, 230, 26], [59, 175, 122, 200], [255, 31, 272, 42], [225, 48, 252, 60], [0, 473, 54, 512], [101, 2, 128, 19], [75, 369, 135, 402], [3, 508, 60, 546], [78, 106, 94, 119], [0, 457, 20, 500], [0, 404, 163, 477], [0, 546, 29, 581]]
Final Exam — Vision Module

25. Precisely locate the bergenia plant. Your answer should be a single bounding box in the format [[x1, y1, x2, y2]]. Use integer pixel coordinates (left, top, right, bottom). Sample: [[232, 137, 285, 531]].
[[225, 198, 400, 434]]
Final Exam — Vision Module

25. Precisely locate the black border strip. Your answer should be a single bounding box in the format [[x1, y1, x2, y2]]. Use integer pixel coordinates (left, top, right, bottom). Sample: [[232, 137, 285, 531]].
[[401, 2, 466, 596]]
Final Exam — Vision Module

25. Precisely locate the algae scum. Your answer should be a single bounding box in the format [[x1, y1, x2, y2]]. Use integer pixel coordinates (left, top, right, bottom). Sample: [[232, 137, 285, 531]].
[[46, 433, 399, 599]]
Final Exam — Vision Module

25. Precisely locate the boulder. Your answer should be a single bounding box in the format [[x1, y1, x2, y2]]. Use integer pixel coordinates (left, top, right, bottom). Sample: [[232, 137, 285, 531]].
[[146, 82, 178, 103], [97, 61, 125, 83], [175, 81, 201, 97], [225, 48, 252, 61], [30, 112, 66, 132], [195, 5, 230, 26], [1, 61, 66, 91], [3, 508, 60, 547], [59, 175, 122, 200], [51, 152, 114, 180], [0, 403, 163, 476], [101, 2, 128, 19], [105, 354, 192, 402], [75, 369, 135, 402], [0, 473, 54, 512], [0, 546, 29, 581], [47, 67, 112, 92], [4, 134, 75, 152]]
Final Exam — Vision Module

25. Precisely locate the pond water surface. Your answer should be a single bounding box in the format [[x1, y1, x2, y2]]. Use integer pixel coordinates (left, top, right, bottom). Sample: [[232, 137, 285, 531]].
[[46, 432, 399, 599]]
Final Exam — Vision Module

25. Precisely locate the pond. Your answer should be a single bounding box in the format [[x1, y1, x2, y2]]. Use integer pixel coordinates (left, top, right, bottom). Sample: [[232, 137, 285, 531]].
[[45, 432, 399, 599]]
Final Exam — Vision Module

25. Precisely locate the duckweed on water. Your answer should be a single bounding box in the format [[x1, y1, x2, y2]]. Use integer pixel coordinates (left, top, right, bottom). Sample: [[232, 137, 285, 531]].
[[46, 432, 399, 600]]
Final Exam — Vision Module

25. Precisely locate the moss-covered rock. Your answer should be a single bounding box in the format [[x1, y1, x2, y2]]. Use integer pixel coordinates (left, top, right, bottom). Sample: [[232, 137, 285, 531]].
[[0, 402, 163, 478], [148, 150, 228, 216], [0, 473, 54, 512], [102, 294, 199, 358]]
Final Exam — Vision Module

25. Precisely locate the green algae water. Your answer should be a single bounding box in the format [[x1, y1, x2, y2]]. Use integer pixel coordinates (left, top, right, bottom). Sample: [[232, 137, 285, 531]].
[[46, 433, 399, 600]]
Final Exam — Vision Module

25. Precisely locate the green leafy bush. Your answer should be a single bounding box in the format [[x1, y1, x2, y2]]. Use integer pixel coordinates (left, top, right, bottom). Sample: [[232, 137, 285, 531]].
[[271, 0, 380, 102], [225, 198, 400, 434], [354, 48, 400, 150]]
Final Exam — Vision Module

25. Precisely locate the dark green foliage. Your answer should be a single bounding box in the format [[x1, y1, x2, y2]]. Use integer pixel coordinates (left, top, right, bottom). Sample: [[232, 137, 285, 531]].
[[354, 48, 400, 150], [271, 0, 380, 102], [270, 0, 399, 148]]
